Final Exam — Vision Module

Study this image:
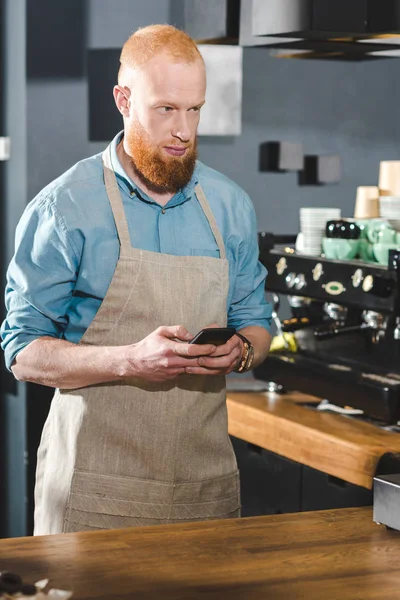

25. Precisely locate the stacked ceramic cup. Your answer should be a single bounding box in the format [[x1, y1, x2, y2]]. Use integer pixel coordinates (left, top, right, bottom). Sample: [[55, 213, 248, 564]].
[[297, 207, 341, 256], [378, 161, 400, 231]]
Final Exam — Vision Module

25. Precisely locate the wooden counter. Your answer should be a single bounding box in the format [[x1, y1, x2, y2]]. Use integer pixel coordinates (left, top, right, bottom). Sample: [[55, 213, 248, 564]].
[[0, 508, 399, 599], [227, 391, 400, 489]]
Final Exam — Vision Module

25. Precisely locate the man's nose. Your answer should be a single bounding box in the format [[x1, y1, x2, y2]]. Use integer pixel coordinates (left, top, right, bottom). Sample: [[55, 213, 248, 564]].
[[171, 112, 191, 142]]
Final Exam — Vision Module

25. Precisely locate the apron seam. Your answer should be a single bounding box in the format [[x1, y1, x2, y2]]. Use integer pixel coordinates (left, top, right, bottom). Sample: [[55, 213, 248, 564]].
[[67, 492, 241, 505], [109, 257, 227, 269], [87, 254, 144, 346], [70, 469, 239, 485], [63, 385, 93, 532]]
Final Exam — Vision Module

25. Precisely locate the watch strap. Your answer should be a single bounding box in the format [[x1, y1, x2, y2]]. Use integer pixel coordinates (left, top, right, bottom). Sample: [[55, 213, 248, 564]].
[[234, 332, 254, 373]]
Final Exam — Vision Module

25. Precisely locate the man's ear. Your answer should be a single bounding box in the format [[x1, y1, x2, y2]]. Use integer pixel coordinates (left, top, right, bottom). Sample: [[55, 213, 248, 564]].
[[113, 85, 131, 117]]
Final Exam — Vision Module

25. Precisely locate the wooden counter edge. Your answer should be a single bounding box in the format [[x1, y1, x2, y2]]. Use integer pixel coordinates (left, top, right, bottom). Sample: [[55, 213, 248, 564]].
[[227, 392, 400, 490]]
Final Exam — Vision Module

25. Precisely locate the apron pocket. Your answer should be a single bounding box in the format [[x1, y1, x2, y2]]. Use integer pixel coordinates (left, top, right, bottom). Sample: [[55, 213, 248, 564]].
[[168, 471, 241, 520], [64, 470, 240, 530]]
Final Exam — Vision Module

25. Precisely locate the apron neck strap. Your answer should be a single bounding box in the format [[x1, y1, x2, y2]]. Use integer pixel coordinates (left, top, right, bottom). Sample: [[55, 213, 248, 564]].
[[195, 184, 227, 259], [102, 144, 132, 249]]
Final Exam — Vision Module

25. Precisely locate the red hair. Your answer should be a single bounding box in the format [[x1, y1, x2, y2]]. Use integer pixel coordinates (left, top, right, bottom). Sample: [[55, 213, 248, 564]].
[[119, 24, 203, 81]]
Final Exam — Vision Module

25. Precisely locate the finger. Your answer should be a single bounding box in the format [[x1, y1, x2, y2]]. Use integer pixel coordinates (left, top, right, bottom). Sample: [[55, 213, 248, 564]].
[[157, 325, 192, 341], [171, 341, 217, 358], [196, 350, 241, 369], [209, 336, 242, 357], [185, 366, 225, 375], [161, 356, 206, 368]]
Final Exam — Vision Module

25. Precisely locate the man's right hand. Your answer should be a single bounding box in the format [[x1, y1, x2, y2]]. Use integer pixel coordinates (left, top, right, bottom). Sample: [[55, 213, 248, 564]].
[[121, 325, 217, 382]]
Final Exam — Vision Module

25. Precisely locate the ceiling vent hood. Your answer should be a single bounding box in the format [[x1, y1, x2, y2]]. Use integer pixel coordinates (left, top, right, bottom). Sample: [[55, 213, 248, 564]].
[[252, 0, 400, 60]]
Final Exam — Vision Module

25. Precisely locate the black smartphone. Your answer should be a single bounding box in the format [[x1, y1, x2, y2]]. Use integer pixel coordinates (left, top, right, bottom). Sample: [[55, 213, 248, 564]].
[[189, 327, 236, 346]]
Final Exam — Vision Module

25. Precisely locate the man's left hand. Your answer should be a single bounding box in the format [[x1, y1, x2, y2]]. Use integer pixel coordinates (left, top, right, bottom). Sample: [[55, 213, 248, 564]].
[[185, 329, 242, 376]]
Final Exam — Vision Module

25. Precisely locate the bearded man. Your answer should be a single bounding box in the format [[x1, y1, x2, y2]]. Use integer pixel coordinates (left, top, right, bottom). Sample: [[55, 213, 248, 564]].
[[1, 24, 272, 535]]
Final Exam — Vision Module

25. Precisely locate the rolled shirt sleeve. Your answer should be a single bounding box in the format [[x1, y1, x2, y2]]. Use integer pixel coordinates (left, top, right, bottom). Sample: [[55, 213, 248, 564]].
[[227, 193, 272, 332], [1, 194, 79, 370]]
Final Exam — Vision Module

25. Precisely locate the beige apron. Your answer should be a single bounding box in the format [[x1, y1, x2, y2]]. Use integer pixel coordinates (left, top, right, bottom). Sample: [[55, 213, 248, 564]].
[[33, 145, 240, 534]]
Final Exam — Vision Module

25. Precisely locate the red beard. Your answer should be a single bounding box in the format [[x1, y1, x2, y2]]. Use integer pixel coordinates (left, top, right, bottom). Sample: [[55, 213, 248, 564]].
[[125, 122, 198, 194]]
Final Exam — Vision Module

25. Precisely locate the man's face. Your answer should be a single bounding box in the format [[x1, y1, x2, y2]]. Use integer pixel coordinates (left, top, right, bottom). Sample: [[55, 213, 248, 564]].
[[123, 55, 206, 193]]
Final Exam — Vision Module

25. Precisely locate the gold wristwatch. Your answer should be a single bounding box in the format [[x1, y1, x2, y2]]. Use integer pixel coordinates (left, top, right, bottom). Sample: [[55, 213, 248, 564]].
[[234, 332, 254, 373]]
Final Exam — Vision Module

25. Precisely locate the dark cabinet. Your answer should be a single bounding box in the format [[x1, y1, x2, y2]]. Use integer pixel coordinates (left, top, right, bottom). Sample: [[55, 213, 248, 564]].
[[25, 384, 53, 534], [182, 0, 240, 43], [252, 0, 400, 39], [312, 0, 400, 36], [312, 0, 368, 35], [231, 436, 373, 516], [301, 466, 372, 511], [231, 437, 302, 516]]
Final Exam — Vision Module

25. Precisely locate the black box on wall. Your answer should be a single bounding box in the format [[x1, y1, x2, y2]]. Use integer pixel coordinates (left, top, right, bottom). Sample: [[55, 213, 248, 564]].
[[259, 141, 304, 173], [298, 154, 341, 185], [27, 0, 86, 78], [87, 49, 123, 142]]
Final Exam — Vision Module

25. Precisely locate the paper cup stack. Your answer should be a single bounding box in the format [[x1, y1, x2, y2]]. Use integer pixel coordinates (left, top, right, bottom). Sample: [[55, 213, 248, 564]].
[[298, 207, 341, 256], [379, 161, 400, 197], [354, 186, 380, 219]]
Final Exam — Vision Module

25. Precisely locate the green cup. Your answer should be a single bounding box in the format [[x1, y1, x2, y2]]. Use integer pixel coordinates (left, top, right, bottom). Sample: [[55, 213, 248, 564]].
[[322, 238, 360, 260], [366, 220, 396, 243], [358, 239, 376, 262], [372, 243, 400, 265], [355, 219, 372, 240]]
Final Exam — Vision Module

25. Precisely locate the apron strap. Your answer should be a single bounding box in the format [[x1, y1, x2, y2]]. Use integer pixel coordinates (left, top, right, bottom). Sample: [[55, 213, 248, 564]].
[[195, 184, 227, 260], [102, 145, 132, 250]]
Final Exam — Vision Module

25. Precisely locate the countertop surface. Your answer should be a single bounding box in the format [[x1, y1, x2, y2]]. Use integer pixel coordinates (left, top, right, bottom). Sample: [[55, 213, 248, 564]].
[[227, 390, 400, 488], [0, 507, 399, 599]]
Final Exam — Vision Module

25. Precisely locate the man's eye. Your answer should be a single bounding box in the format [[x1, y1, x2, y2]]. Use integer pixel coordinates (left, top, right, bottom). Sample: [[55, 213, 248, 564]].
[[160, 107, 173, 112]]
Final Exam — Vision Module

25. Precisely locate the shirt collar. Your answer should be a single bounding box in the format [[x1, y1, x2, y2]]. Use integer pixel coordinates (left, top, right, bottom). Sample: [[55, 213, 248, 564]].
[[108, 130, 199, 208]]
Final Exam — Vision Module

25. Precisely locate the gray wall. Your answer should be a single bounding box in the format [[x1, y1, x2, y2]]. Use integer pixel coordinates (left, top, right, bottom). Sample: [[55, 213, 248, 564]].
[[27, 1, 400, 237]]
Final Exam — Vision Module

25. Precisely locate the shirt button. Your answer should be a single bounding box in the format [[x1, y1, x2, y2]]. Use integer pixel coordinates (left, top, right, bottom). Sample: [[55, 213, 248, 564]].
[[161, 209, 166, 214], [130, 191, 135, 196]]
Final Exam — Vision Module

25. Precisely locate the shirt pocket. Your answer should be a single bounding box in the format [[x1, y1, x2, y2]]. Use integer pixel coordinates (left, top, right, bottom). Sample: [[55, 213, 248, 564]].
[[190, 248, 220, 258]]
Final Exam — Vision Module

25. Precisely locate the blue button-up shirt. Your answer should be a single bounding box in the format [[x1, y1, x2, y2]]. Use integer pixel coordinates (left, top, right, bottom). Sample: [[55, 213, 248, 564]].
[[1, 132, 272, 370]]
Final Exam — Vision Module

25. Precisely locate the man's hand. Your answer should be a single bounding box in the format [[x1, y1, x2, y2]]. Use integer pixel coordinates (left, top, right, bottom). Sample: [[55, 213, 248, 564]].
[[184, 325, 243, 376], [122, 325, 217, 382]]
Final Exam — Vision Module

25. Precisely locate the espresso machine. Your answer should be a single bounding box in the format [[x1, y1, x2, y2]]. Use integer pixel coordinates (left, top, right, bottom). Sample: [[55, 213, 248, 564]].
[[256, 233, 400, 424]]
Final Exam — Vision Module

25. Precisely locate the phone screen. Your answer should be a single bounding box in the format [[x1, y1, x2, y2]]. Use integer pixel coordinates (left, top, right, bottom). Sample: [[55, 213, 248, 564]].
[[189, 327, 236, 346]]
